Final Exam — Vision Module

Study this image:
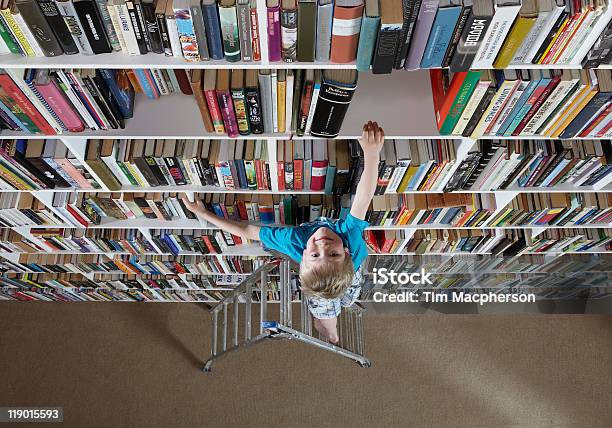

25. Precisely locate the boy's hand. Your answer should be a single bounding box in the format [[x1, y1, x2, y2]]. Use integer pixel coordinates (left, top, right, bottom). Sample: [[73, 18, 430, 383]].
[[358, 121, 384, 156], [313, 318, 339, 344], [180, 195, 209, 218]]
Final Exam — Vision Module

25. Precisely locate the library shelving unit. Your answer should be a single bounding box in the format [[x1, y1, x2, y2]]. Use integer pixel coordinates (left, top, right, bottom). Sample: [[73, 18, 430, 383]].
[[0, 4, 611, 302]]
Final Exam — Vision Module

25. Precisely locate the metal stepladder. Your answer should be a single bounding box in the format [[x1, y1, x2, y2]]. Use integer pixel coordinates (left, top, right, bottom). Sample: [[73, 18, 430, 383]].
[[202, 258, 371, 372]]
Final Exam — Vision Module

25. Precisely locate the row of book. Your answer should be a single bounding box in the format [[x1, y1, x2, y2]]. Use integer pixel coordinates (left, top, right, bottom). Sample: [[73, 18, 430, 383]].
[[364, 227, 612, 254], [0, 0, 261, 62], [0, 139, 100, 190], [446, 139, 612, 191], [433, 68, 612, 138], [0, 68, 358, 138], [487, 192, 611, 226], [0, 192, 64, 227], [2, 0, 612, 69], [365, 0, 612, 73], [187, 69, 358, 137]]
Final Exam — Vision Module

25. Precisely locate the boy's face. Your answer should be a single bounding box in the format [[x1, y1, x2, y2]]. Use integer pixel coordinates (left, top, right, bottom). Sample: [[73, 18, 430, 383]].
[[302, 228, 349, 268]]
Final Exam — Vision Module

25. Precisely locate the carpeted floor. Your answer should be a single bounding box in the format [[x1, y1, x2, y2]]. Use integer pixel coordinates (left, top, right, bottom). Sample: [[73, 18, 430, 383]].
[[1, 303, 612, 428]]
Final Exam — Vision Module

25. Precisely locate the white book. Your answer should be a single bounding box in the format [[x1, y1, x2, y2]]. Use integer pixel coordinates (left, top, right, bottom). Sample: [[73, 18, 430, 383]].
[[101, 146, 131, 187], [489, 82, 526, 135], [151, 69, 170, 95], [522, 76, 580, 135], [285, 71, 294, 133], [106, 3, 129, 53], [472, 2, 522, 68], [452, 82, 491, 135], [540, 83, 589, 136], [166, 13, 183, 58], [565, 7, 612, 64], [112, 2, 141, 55], [55, 0, 95, 54], [510, 10, 552, 64], [587, 111, 612, 137], [555, 9, 600, 64], [271, 70, 278, 132], [522, 5, 565, 63], [472, 147, 505, 190], [11, 12, 44, 57]]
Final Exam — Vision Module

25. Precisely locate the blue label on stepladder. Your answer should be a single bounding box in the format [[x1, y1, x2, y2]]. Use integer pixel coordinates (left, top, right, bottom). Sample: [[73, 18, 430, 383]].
[[262, 321, 279, 329]]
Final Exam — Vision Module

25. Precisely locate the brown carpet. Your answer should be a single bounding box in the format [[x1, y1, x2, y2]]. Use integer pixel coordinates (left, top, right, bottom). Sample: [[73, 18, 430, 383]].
[[1, 303, 611, 428]]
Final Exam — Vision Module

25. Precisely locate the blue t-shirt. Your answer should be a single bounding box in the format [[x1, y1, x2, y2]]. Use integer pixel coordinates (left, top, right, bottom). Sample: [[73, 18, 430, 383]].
[[259, 214, 369, 269]]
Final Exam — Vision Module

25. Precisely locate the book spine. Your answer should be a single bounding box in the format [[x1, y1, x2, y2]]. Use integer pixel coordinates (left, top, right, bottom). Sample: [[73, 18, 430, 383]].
[[236, 1, 252, 61], [449, 14, 492, 72], [55, 0, 94, 54], [315, 2, 332, 61], [309, 77, 357, 138], [280, 6, 297, 62], [372, 25, 402, 74], [0, 75, 56, 134], [0, 9, 35, 56], [0, 13, 23, 54], [356, 16, 380, 71], [249, 1, 260, 60], [231, 87, 250, 135], [394, 0, 421, 69], [36, 0, 79, 54], [126, 0, 147, 54], [94, 0, 121, 51], [219, 5, 240, 61], [140, 1, 162, 53], [442, 4, 471, 68], [420, 6, 462, 69], [404, 0, 439, 70], [155, 7, 171, 55], [201, 2, 224, 60], [217, 90, 239, 137], [112, 3, 140, 54], [329, 4, 364, 64], [173, 6, 200, 61], [244, 86, 263, 134], [166, 12, 183, 57], [74, 0, 113, 54], [267, 5, 281, 61]]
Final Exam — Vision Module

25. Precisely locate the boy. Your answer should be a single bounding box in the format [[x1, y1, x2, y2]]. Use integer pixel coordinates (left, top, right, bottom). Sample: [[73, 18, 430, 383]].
[[182, 122, 384, 343]]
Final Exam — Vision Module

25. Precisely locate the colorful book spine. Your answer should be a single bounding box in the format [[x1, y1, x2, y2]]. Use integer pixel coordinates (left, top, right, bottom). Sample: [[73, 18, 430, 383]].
[[216, 90, 239, 137], [174, 6, 201, 61], [219, 3, 241, 61], [420, 4, 463, 69]]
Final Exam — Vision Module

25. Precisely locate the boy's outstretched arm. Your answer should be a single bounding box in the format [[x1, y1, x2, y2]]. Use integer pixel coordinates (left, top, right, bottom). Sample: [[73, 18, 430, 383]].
[[350, 121, 385, 220], [181, 196, 261, 241]]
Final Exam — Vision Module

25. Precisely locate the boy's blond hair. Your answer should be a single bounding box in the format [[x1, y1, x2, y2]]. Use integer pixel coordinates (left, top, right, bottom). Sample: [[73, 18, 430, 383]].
[[299, 256, 354, 299]]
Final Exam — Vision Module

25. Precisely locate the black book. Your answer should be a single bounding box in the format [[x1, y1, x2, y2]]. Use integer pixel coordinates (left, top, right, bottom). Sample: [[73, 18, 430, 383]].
[[35, 0, 79, 54], [144, 157, 169, 185], [140, 0, 163, 53], [177, 199, 197, 219], [73, 0, 113, 54], [134, 158, 159, 187], [134, 0, 152, 51], [155, 0, 172, 55], [15, 0, 64, 56], [372, 26, 401, 74], [164, 158, 187, 185], [91, 74, 126, 129], [245, 69, 263, 134], [14, 153, 70, 188], [442, 0, 472, 68], [444, 152, 482, 191], [81, 76, 120, 129], [393, 0, 421, 69], [310, 70, 358, 138], [532, 11, 569, 64], [126, 0, 148, 54], [449, 0, 493, 72], [461, 85, 496, 137]]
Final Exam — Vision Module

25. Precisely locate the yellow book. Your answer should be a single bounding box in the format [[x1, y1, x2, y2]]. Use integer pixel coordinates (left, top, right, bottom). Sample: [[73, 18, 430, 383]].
[[536, 16, 570, 64], [542, 82, 590, 136], [397, 166, 418, 193], [125, 162, 147, 187], [493, 17, 537, 68], [0, 9, 34, 57], [277, 70, 286, 133], [550, 86, 598, 138]]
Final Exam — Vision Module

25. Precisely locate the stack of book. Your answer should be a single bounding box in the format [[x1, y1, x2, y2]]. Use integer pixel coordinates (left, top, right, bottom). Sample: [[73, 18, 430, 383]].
[[445, 140, 612, 191], [19, 228, 157, 254], [0, 193, 64, 227], [0, 253, 111, 274], [433, 69, 612, 138], [0, 0, 261, 62], [84, 139, 272, 191], [366, 193, 497, 226], [0, 227, 36, 252], [487, 192, 612, 227], [0, 139, 100, 190], [267, 0, 611, 70], [524, 227, 612, 253]]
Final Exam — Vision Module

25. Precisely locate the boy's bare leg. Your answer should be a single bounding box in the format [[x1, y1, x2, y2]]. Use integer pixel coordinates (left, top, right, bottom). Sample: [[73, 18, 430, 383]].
[[314, 317, 339, 344]]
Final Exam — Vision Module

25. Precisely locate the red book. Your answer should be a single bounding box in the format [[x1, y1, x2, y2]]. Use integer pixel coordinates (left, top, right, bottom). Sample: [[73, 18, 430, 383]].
[[595, 116, 612, 137], [203, 72, 225, 134], [430, 70, 467, 129], [512, 76, 561, 136], [250, 5, 261, 61], [293, 159, 303, 190], [380, 231, 396, 253], [579, 103, 612, 137], [201, 235, 218, 254], [329, 3, 364, 63], [310, 159, 328, 190], [35, 79, 84, 132], [236, 200, 248, 220], [216, 90, 239, 137], [254, 159, 264, 190], [277, 160, 285, 190], [66, 205, 90, 228], [0, 74, 56, 134]]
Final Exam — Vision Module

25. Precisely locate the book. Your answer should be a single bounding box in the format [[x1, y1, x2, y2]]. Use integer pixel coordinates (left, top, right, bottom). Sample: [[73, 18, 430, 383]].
[[296, 0, 315, 61], [449, 0, 494, 71], [372, 0, 403, 73], [201, 0, 224, 59], [315, 0, 333, 61], [394, 0, 422, 69], [14, 0, 62, 56], [73, 0, 113, 54], [404, 0, 440, 70], [218, 0, 240, 61], [236, 0, 251, 60], [329, 0, 364, 63], [310, 69, 358, 138], [266, 0, 281, 60], [420, 0, 463, 69], [280, 0, 297, 61], [355, 0, 380, 70]]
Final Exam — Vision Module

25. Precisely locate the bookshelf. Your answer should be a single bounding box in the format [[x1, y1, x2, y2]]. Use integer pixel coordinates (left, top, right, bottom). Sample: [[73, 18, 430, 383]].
[[0, 0, 610, 303]]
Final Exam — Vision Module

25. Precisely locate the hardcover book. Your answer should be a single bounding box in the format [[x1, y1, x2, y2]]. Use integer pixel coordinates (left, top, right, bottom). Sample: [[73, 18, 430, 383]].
[[266, 0, 281, 61], [330, 0, 364, 63], [310, 69, 358, 137], [372, 0, 403, 73], [218, 0, 241, 61], [35, 0, 79, 54], [280, 0, 297, 62]]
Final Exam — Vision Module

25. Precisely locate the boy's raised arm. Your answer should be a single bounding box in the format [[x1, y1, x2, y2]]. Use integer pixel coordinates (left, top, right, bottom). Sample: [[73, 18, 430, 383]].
[[350, 122, 385, 220], [181, 196, 262, 241]]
